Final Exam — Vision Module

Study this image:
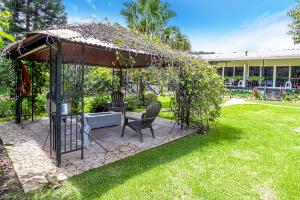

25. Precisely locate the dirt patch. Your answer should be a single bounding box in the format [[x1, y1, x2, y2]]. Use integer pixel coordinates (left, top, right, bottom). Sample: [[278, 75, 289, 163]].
[[258, 186, 276, 200], [0, 138, 23, 199], [294, 127, 300, 132]]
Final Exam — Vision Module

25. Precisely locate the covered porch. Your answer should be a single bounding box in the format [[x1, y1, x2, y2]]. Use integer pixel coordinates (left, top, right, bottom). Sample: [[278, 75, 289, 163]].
[[202, 50, 300, 90]]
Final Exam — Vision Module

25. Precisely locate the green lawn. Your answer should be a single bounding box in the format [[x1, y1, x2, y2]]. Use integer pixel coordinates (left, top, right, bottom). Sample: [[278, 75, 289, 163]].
[[21, 104, 300, 199], [157, 95, 172, 108], [248, 100, 300, 108]]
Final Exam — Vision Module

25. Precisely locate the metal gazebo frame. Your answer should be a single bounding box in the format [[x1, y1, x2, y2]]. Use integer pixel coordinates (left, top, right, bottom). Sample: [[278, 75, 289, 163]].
[[3, 24, 165, 166]]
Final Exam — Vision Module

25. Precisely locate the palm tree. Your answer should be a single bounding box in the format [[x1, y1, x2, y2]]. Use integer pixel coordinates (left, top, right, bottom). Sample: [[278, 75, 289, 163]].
[[161, 26, 191, 51], [121, 0, 176, 37]]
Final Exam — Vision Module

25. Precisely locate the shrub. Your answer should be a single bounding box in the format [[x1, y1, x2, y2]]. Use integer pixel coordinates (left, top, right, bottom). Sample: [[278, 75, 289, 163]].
[[282, 90, 300, 101], [252, 87, 261, 100], [0, 97, 15, 118], [231, 89, 252, 98], [144, 92, 158, 105], [125, 94, 142, 111], [89, 94, 110, 112], [174, 59, 224, 133], [223, 88, 233, 97]]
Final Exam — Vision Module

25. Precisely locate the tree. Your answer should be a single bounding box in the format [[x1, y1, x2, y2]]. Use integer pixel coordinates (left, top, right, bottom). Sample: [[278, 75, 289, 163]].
[[161, 26, 191, 51], [2, 0, 67, 38], [121, 0, 176, 36], [121, 0, 191, 51], [0, 9, 15, 48], [288, 1, 300, 44]]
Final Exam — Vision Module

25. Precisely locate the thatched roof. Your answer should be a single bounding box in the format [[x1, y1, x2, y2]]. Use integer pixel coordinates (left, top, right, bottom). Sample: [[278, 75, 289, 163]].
[[3, 23, 177, 67]]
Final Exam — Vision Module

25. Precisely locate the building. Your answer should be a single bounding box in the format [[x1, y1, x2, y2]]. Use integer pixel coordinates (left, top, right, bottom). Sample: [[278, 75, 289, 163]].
[[200, 49, 300, 90]]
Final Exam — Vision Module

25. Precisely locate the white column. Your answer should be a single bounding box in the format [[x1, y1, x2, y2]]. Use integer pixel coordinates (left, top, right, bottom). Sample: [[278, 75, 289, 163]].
[[259, 66, 263, 87], [289, 66, 292, 79], [273, 66, 276, 88], [260, 66, 262, 77], [242, 64, 247, 87], [222, 66, 225, 78], [233, 66, 236, 77]]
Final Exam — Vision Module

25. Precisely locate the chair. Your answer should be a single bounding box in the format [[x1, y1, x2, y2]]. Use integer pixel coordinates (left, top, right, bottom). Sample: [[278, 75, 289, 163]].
[[238, 80, 243, 87], [108, 91, 127, 114], [121, 101, 162, 142], [285, 80, 292, 90]]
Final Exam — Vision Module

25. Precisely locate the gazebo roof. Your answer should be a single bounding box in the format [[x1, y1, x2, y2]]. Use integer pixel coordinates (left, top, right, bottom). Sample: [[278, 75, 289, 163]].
[[3, 23, 175, 67]]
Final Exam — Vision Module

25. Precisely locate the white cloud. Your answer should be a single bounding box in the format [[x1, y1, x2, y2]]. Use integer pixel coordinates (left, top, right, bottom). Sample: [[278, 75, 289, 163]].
[[86, 0, 96, 10], [191, 10, 300, 53]]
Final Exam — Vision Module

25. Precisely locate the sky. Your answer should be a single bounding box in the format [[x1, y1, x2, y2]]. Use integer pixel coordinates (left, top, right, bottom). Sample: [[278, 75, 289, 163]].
[[63, 0, 299, 53]]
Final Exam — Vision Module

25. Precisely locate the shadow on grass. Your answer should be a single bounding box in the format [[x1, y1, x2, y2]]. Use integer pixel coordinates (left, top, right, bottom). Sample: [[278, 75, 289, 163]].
[[30, 123, 243, 199]]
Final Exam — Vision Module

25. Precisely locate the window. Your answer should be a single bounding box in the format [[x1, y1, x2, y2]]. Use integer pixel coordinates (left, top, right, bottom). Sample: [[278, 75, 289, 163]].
[[262, 66, 273, 87], [224, 67, 233, 77], [216, 67, 222, 76], [235, 67, 244, 78], [276, 66, 289, 87], [248, 66, 261, 87], [249, 66, 260, 77], [291, 66, 300, 78], [291, 66, 300, 88]]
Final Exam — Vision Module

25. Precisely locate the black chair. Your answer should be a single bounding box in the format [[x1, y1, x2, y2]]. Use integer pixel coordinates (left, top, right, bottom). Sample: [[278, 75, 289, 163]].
[[121, 101, 162, 142], [108, 91, 127, 114]]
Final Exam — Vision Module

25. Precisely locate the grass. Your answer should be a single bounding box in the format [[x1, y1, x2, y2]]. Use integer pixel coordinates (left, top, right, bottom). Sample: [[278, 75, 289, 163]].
[[248, 99, 300, 107], [157, 95, 172, 108], [24, 103, 300, 199]]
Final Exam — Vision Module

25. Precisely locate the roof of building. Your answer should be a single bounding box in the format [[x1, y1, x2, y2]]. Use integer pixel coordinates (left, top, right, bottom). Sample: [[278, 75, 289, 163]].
[[3, 23, 178, 67], [199, 49, 300, 61]]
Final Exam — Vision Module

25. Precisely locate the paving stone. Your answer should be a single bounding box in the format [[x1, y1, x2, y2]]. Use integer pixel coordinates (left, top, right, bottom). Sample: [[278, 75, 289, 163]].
[[0, 115, 193, 192]]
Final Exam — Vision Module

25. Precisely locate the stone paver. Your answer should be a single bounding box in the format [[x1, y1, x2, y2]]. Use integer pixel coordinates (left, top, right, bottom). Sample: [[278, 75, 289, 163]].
[[0, 113, 192, 192]]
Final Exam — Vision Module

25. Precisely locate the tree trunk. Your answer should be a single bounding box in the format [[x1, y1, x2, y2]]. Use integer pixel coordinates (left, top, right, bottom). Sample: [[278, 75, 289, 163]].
[[25, 0, 31, 31]]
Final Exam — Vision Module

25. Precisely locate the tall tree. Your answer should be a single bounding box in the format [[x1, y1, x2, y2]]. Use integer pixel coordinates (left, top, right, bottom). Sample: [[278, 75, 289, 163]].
[[0, 8, 15, 48], [2, 0, 67, 38], [121, 0, 176, 36], [161, 26, 191, 51], [288, 1, 300, 44], [121, 0, 191, 51]]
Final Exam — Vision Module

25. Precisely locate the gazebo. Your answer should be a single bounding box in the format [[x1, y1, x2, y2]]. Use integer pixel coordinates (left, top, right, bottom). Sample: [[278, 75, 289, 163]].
[[3, 23, 177, 166]]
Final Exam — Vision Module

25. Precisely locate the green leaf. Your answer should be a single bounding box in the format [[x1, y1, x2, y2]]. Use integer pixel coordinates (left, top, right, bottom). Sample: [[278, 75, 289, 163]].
[[0, 37, 4, 48], [0, 30, 15, 42]]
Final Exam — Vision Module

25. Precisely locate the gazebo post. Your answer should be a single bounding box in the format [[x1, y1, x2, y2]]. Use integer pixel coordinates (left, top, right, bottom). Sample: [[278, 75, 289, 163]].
[[55, 41, 62, 166], [15, 60, 22, 124], [80, 45, 85, 160]]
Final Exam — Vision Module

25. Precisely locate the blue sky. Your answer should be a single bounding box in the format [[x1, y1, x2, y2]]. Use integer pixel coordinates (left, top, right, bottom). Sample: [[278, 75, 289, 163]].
[[63, 0, 298, 52]]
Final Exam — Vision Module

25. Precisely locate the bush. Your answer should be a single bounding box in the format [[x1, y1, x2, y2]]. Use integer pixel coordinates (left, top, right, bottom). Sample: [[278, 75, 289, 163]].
[[125, 94, 142, 111], [0, 97, 15, 118], [252, 87, 261, 100], [175, 59, 224, 133], [231, 89, 252, 98], [89, 94, 110, 112], [144, 92, 158, 105], [223, 88, 233, 97], [282, 90, 300, 101]]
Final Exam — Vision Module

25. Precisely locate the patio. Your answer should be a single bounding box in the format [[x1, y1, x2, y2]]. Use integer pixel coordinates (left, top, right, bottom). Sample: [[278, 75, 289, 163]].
[[0, 113, 192, 192]]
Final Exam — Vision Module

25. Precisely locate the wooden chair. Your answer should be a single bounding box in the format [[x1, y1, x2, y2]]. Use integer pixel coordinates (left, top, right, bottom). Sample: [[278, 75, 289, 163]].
[[121, 101, 162, 142], [108, 91, 126, 114]]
